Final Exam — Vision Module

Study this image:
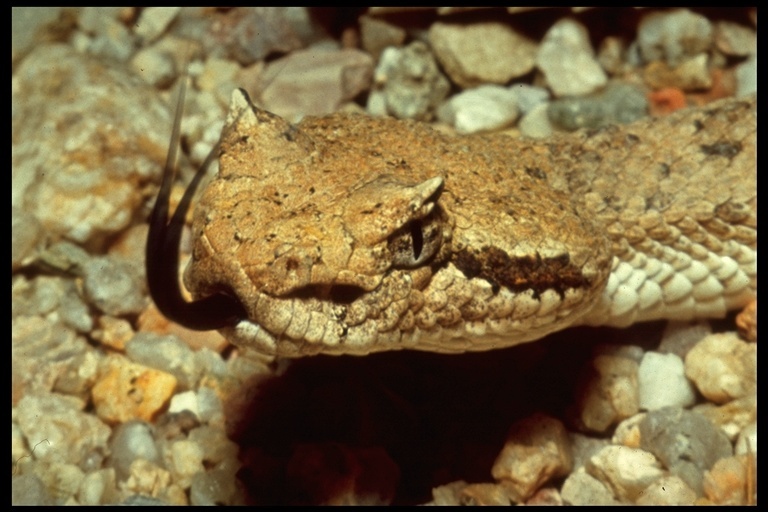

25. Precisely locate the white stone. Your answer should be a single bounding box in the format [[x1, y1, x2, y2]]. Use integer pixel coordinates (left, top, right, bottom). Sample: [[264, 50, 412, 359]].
[[437, 85, 519, 134], [536, 18, 607, 97], [638, 352, 696, 410]]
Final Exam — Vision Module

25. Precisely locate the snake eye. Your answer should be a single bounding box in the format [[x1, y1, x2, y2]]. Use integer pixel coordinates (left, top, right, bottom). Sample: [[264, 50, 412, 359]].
[[388, 210, 443, 268]]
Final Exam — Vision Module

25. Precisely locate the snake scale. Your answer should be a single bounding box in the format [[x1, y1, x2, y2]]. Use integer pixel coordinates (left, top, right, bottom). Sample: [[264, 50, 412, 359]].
[[148, 88, 756, 357]]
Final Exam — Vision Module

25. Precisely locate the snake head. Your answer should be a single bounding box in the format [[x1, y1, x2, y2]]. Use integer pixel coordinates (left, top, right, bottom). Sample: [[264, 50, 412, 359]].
[[151, 88, 612, 357]]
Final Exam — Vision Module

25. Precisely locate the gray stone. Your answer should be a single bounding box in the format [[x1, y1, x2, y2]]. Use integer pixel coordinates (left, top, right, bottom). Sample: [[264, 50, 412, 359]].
[[639, 407, 732, 495], [637, 8, 713, 66], [547, 83, 647, 131], [126, 332, 199, 389], [367, 41, 449, 121], [82, 256, 146, 317], [260, 47, 373, 122]]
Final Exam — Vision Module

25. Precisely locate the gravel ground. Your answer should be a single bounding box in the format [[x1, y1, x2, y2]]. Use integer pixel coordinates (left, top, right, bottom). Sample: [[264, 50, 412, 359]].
[[12, 7, 756, 505]]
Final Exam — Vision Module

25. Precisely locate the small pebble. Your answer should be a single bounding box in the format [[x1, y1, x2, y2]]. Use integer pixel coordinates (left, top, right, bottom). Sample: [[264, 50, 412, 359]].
[[637, 351, 696, 410], [561, 468, 620, 505], [260, 47, 373, 121], [638, 407, 732, 495], [684, 332, 756, 404], [702, 454, 755, 505], [548, 82, 647, 131], [587, 445, 664, 503], [109, 421, 162, 481], [429, 21, 537, 89], [134, 7, 180, 43], [714, 21, 756, 57], [536, 18, 607, 97], [92, 356, 177, 423], [14, 392, 111, 466], [491, 413, 573, 502], [636, 475, 697, 505], [359, 15, 406, 60], [126, 332, 200, 389], [637, 8, 713, 66], [575, 353, 639, 433], [437, 85, 519, 134], [83, 256, 146, 317], [367, 41, 450, 121]]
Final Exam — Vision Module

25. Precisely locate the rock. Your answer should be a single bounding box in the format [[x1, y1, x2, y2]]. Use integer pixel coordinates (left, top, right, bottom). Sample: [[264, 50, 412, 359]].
[[12, 7, 66, 60], [367, 41, 450, 121], [713, 21, 756, 57], [109, 421, 162, 481], [134, 7, 180, 43], [536, 18, 607, 97], [518, 103, 553, 138], [437, 85, 519, 134], [638, 407, 732, 495], [510, 84, 549, 115], [637, 351, 696, 410], [12, 207, 45, 271], [13, 44, 171, 246], [685, 332, 756, 404], [429, 21, 537, 89], [122, 458, 187, 504], [14, 392, 111, 466], [491, 413, 573, 502], [130, 45, 177, 87], [657, 320, 712, 359], [126, 332, 200, 389], [359, 15, 406, 60], [547, 82, 647, 131], [735, 54, 757, 97], [702, 454, 755, 505], [574, 352, 639, 433], [165, 439, 204, 489], [92, 356, 177, 423], [643, 53, 712, 91], [735, 422, 757, 457], [637, 9, 713, 66], [12, 315, 92, 398], [694, 394, 756, 442], [12, 474, 55, 505], [587, 445, 664, 503], [636, 475, 697, 505], [260, 47, 373, 122], [204, 7, 318, 65], [561, 468, 620, 505], [735, 300, 756, 342], [460, 483, 513, 505], [82, 256, 146, 317]]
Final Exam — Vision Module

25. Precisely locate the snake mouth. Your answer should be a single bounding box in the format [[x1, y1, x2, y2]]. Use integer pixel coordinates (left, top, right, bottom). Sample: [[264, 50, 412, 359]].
[[286, 284, 368, 305]]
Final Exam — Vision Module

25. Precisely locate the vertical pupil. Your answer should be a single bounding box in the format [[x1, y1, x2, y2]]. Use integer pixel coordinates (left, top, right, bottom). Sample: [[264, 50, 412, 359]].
[[409, 220, 423, 260]]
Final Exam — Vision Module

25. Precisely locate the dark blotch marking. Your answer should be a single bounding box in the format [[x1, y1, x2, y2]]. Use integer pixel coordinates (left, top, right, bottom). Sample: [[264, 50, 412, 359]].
[[700, 141, 742, 159], [525, 167, 547, 180], [453, 246, 590, 300]]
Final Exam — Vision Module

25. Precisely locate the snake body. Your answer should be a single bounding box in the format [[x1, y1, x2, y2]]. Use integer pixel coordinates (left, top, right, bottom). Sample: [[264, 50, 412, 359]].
[[149, 90, 756, 357]]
